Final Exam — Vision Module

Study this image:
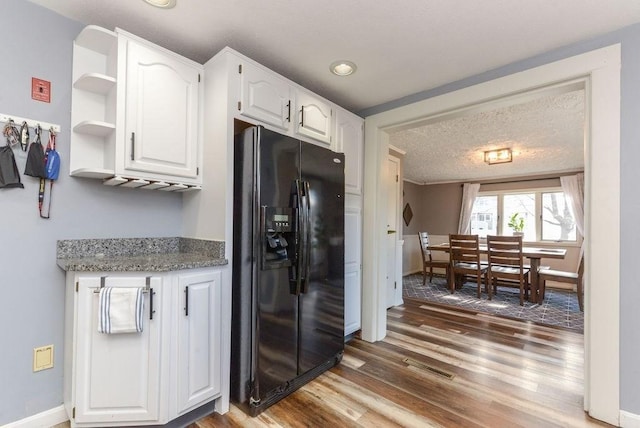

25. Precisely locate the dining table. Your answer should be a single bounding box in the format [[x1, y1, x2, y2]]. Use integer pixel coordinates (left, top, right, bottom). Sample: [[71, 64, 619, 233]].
[[427, 242, 567, 303]]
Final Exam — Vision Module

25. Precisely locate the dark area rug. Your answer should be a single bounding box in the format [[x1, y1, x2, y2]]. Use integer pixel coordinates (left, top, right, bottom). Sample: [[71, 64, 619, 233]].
[[403, 273, 583, 332]]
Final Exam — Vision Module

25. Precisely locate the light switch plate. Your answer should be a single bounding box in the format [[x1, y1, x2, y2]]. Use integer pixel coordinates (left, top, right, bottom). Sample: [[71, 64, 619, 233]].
[[33, 345, 54, 372]]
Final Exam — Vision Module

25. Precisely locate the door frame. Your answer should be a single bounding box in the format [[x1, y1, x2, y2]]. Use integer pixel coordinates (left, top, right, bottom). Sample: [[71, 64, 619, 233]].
[[362, 44, 620, 425], [386, 154, 402, 307]]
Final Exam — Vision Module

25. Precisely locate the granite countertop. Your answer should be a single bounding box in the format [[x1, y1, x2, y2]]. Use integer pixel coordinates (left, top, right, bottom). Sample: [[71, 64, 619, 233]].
[[56, 237, 227, 272]]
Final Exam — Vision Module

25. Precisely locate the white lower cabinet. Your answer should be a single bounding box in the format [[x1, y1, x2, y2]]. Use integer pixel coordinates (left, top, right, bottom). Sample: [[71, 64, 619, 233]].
[[64, 268, 223, 427], [344, 203, 363, 336], [174, 270, 222, 415], [71, 276, 165, 425]]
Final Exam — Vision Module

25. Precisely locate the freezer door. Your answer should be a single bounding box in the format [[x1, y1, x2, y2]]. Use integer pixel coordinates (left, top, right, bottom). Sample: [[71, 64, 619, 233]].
[[255, 127, 301, 402], [232, 126, 302, 406], [298, 142, 345, 375]]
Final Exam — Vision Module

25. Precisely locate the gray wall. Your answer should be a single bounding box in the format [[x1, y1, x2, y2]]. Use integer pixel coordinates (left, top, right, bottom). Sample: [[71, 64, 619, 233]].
[[402, 181, 461, 236], [0, 1, 184, 424], [402, 181, 423, 235], [402, 179, 563, 237], [365, 23, 640, 416]]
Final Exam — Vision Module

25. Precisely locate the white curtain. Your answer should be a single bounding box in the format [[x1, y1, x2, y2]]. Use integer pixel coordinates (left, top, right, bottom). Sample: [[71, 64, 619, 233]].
[[458, 183, 480, 234], [560, 173, 584, 237]]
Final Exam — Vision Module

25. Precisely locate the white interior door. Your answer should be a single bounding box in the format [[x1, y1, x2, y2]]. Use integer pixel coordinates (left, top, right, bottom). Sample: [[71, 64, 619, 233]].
[[386, 155, 400, 308]]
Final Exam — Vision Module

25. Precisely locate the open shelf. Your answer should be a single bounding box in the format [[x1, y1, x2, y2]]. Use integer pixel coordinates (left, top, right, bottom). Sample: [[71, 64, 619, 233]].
[[70, 168, 115, 179], [73, 73, 116, 94], [75, 25, 117, 55], [73, 120, 116, 137]]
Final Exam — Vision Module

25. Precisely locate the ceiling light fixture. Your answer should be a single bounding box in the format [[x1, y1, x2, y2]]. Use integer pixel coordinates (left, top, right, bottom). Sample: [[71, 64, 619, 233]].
[[330, 60, 357, 76], [484, 148, 512, 165], [143, 0, 176, 8]]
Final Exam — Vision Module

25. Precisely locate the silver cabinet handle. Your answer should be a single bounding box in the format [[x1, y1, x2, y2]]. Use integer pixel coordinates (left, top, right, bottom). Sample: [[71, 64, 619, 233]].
[[130, 132, 135, 161], [184, 286, 189, 316]]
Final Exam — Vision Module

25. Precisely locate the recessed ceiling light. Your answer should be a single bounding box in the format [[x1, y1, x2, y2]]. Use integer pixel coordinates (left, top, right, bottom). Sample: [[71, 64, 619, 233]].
[[330, 60, 357, 76], [143, 0, 176, 8]]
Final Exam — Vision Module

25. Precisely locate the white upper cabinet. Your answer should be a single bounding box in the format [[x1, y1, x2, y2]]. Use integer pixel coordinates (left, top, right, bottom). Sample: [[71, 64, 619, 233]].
[[233, 54, 333, 147], [334, 108, 364, 195], [121, 36, 201, 182], [295, 89, 332, 148], [239, 61, 292, 131], [69, 26, 203, 190]]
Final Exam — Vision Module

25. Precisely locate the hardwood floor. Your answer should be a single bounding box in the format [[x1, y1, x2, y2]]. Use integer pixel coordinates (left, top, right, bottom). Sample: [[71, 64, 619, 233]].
[[193, 298, 610, 428]]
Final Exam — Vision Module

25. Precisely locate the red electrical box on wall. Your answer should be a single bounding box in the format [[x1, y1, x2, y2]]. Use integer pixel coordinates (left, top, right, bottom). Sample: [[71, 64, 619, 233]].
[[32, 78, 51, 103]]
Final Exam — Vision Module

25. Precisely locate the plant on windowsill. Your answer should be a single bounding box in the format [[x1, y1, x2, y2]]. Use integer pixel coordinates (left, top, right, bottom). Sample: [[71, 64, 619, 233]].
[[508, 212, 525, 236]]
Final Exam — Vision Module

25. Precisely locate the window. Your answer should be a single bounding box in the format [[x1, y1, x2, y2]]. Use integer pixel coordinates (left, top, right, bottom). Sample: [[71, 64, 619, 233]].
[[470, 196, 497, 238], [541, 191, 577, 241], [469, 189, 577, 242]]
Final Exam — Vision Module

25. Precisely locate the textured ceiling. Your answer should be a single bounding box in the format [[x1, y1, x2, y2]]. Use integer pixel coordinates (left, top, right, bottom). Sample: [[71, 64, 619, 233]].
[[389, 90, 585, 184], [25, 0, 640, 112]]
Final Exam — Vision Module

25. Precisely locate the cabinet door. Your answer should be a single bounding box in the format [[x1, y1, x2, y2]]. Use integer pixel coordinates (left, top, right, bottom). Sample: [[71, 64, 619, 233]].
[[296, 89, 332, 147], [239, 61, 292, 131], [74, 276, 163, 424], [334, 109, 364, 195], [344, 205, 362, 335], [123, 38, 200, 181], [176, 269, 222, 414]]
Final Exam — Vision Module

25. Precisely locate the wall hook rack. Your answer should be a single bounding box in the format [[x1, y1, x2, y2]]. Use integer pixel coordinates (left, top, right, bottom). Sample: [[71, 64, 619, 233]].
[[0, 113, 61, 133]]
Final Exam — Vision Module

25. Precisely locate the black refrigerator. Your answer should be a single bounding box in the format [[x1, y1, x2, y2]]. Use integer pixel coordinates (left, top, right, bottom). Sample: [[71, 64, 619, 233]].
[[231, 125, 345, 415]]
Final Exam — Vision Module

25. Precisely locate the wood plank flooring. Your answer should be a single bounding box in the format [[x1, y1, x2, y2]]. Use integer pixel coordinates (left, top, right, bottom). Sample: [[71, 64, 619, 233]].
[[193, 298, 610, 428]]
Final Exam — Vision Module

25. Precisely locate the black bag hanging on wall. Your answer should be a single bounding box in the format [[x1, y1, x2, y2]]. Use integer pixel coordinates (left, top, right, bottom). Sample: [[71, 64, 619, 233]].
[[0, 145, 24, 189], [0, 121, 24, 189], [24, 124, 46, 178]]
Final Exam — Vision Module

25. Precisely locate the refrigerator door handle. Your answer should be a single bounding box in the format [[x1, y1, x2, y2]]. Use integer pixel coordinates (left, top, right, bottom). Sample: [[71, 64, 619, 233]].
[[301, 180, 312, 294], [292, 179, 304, 296]]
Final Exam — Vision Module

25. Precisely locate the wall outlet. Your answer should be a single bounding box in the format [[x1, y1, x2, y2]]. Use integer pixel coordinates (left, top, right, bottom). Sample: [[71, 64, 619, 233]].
[[33, 345, 54, 372]]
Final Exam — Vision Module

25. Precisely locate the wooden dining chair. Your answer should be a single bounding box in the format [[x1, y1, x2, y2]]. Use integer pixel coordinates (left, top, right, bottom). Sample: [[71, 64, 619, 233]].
[[448, 234, 487, 298], [538, 250, 584, 311], [486, 235, 530, 305], [418, 232, 450, 285]]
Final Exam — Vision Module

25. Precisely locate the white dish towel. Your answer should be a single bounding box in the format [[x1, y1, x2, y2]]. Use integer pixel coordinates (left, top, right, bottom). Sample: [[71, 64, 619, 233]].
[[98, 287, 144, 334]]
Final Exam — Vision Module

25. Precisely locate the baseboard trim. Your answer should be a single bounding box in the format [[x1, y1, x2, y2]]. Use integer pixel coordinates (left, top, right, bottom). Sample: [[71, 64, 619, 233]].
[[621, 410, 640, 427], [4, 405, 68, 428]]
